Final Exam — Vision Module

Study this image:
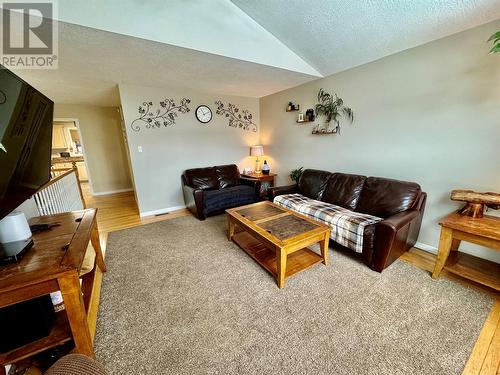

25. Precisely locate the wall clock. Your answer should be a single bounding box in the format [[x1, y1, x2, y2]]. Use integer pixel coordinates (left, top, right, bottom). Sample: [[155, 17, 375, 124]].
[[195, 105, 212, 124]]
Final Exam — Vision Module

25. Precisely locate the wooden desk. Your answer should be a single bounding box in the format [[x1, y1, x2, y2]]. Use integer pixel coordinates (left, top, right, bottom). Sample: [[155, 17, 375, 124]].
[[432, 211, 500, 290], [0, 209, 106, 367]]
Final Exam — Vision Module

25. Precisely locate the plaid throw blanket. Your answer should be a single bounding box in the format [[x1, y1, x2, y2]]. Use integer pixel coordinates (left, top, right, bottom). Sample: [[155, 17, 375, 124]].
[[274, 194, 383, 253]]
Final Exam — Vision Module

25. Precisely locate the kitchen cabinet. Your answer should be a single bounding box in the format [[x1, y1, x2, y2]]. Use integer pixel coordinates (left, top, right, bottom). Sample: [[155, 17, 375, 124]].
[[76, 162, 88, 181], [52, 124, 69, 149]]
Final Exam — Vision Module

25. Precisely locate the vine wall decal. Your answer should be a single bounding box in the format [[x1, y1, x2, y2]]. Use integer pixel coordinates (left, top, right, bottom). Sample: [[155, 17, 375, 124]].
[[214, 100, 257, 132], [131, 98, 191, 131]]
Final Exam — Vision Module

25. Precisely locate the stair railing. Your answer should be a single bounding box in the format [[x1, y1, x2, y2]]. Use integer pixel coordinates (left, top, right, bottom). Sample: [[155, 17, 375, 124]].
[[33, 168, 86, 215]]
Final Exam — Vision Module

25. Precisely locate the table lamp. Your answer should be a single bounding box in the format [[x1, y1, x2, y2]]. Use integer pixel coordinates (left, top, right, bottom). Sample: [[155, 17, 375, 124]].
[[250, 145, 264, 174]]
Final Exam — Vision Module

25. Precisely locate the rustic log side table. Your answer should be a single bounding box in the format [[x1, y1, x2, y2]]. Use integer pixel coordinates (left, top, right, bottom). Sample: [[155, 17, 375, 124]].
[[431, 211, 500, 290], [0, 209, 106, 370]]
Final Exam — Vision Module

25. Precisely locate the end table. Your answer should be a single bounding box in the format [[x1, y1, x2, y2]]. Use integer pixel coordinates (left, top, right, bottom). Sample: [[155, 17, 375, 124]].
[[241, 172, 277, 198], [431, 211, 500, 291], [0, 209, 106, 368]]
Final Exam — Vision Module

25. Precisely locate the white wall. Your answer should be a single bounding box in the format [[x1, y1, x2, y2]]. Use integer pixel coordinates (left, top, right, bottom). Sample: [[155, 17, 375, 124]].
[[119, 84, 260, 216], [54, 104, 133, 194], [260, 20, 500, 263]]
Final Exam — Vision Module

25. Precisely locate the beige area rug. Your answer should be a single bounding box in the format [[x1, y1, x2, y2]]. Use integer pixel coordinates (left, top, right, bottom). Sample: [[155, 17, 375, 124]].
[[95, 215, 493, 375]]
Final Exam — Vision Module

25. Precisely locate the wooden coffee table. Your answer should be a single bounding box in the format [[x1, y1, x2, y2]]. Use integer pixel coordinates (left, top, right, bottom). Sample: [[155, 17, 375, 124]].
[[226, 201, 330, 288]]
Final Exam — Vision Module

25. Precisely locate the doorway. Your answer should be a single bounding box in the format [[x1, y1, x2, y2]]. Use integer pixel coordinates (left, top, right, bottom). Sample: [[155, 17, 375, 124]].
[[51, 118, 94, 196]]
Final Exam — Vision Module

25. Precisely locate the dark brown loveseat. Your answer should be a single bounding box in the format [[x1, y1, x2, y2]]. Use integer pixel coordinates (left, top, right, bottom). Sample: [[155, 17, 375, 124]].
[[182, 164, 261, 220], [268, 169, 426, 272]]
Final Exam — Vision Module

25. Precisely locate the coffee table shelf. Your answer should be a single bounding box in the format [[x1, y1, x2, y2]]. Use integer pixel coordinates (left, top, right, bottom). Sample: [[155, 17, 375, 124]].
[[232, 231, 323, 279]]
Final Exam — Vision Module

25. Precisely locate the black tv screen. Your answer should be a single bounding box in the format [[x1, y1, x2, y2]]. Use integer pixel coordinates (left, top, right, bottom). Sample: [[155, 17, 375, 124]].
[[0, 66, 53, 220]]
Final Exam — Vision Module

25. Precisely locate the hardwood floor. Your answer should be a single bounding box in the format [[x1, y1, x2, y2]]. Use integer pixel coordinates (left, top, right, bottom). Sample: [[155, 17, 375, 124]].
[[83, 184, 499, 375], [81, 183, 189, 236]]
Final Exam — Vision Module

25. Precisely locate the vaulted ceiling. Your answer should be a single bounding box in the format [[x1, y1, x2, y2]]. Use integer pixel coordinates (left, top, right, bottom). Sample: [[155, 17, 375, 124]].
[[231, 0, 500, 76], [10, 0, 500, 106]]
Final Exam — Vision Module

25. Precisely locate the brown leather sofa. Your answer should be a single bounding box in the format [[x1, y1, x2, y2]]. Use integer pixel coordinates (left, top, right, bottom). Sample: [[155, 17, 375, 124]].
[[182, 164, 261, 220], [268, 169, 426, 272]]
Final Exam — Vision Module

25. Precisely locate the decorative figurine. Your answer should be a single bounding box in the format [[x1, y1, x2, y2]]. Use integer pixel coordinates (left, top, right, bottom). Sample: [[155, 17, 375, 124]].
[[306, 109, 315, 121], [262, 160, 270, 175]]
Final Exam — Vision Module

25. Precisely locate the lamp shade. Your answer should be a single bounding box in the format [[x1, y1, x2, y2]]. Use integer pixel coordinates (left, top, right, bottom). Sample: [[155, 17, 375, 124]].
[[250, 145, 264, 157]]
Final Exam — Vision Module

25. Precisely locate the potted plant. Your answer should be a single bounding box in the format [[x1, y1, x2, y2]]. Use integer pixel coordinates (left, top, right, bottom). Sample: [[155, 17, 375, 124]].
[[488, 31, 500, 53], [290, 167, 304, 184], [314, 88, 354, 133]]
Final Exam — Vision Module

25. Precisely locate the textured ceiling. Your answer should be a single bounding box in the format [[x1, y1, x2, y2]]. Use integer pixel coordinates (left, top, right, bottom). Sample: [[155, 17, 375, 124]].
[[11, 0, 500, 106], [231, 0, 500, 76], [15, 22, 319, 106]]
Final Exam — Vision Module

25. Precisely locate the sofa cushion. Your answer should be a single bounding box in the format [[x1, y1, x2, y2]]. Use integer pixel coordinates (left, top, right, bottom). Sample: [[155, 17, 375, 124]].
[[216, 164, 240, 189], [274, 193, 382, 253], [272, 193, 312, 212], [298, 169, 331, 200], [322, 173, 366, 210], [184, 167, 218, 190], [203, 185, 256, 215], [355, 177, 421, 218]]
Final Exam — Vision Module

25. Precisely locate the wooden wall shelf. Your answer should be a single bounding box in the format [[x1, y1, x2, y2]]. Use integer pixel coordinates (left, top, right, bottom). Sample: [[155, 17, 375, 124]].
[[286, 102, 299, 112], [312, 130, 338, 135]]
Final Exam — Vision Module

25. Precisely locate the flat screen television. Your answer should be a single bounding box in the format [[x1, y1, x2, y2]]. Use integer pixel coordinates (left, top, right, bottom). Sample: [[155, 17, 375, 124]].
[[0, 66, 54, 220]]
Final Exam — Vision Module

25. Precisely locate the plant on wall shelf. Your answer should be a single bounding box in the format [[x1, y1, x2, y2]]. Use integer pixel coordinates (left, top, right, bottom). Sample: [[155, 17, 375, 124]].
[[488, 31, 500, 53], [314, 88, 353, 134], [290, 167, 304, 183]]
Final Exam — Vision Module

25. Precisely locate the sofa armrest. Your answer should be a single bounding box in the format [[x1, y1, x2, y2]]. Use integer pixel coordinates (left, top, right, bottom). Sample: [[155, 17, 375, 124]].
[[379, 210, 420, 231], [371, 209, 422, 272], [239, 177, 262, 198], [267, 184, 298, 201], [182, 184, 205, 220]]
